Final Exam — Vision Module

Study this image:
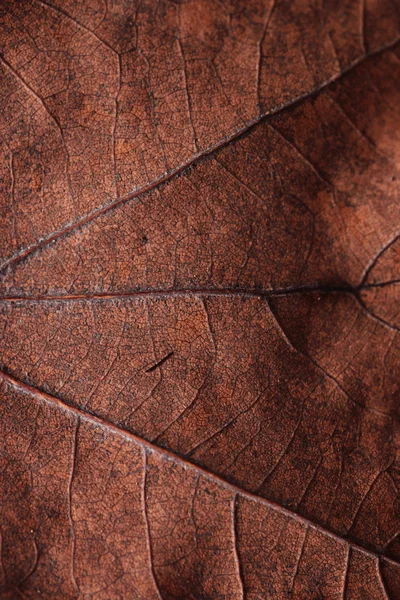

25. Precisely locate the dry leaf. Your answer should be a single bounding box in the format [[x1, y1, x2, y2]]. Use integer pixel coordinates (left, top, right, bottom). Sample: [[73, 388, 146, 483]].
[[1, 1, 400, 598]]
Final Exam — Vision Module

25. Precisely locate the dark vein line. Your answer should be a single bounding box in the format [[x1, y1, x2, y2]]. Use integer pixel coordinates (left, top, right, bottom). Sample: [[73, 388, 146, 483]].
[[233, 494, 245, 600], [355, 293, 400, 333], [177, 37, 198, 153], [37, 0, 118, 56], [363, 278, 400, 288], [68, 417, 80, 594], [360, 230, 400, 286], [256, 0, 276, 111], [1, 36, 399, 275], [342, 546, 351, 600], [18, 536, 39, 585], [142, 450, 163, 600], [1, 367, 399, 569], [289, 526, 309, 594], [0, 53, 76, 216], [0, 55, 62, 137], [0, 279, 396, 303], [267, 299, 394, 419]]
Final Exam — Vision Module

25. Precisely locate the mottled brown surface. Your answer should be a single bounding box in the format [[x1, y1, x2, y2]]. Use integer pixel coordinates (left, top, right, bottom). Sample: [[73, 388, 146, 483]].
[[1, 0, 400, 598], [1, 0, 400, 269]]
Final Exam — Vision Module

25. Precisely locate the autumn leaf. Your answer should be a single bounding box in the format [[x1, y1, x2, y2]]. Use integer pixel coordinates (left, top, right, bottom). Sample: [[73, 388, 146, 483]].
[[1, 0, 400, 598]]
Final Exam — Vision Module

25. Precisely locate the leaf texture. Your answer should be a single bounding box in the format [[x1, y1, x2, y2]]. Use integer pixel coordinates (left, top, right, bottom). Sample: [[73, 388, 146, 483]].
[[1, 375, 400, 600], [1, 0, 400, 268], [1, 1, 400, 598]]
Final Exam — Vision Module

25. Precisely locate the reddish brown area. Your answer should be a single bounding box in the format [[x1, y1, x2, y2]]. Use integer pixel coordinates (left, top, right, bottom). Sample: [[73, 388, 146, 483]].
[[1, 1, 400, 598]]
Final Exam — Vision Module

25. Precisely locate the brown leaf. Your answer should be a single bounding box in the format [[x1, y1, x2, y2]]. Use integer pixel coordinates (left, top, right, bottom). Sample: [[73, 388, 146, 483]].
[[1, 1, 400, 598]]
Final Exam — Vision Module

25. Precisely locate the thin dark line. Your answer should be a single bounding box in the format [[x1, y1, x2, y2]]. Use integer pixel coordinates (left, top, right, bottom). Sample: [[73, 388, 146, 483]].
[[0, 279, 396, 303], [360, 231, 400, 286]]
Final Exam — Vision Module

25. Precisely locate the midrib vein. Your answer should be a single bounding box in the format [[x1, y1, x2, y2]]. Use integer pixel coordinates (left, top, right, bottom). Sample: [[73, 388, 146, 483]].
[[1, 36, 399, 275], [1, 366, 399, 569], [0, 279, 395, 303]]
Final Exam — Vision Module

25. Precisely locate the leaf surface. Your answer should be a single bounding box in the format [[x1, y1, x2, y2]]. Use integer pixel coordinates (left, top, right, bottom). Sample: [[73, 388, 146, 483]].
[[1, 0, 400, 268], [1, 1, 400, 598]]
